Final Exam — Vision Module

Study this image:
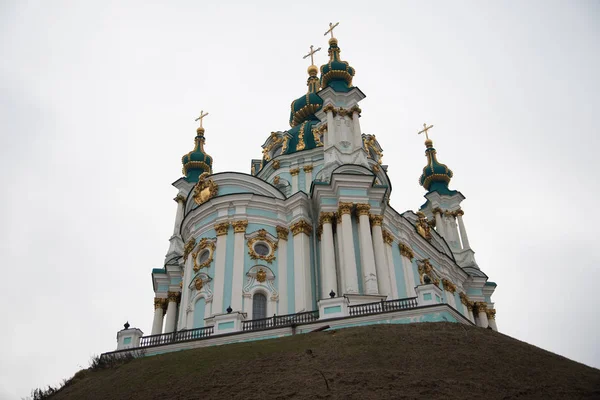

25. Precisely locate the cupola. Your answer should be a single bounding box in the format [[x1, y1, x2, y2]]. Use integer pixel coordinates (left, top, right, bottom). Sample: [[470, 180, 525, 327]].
[[182, 112, 213, 183]]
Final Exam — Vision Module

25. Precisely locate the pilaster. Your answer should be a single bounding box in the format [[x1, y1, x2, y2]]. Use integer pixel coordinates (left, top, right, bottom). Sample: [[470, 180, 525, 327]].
[[399, 243, 416, 297], [319, 212, 337, 299], [370, 215, 390, 297], [339, 202, 358, 294], [356, 204, 378, 295], [212, 222, 230, 314], [291, 219, 313, 311], [230, 220, 248, 312], [276, 226, 289, 314]]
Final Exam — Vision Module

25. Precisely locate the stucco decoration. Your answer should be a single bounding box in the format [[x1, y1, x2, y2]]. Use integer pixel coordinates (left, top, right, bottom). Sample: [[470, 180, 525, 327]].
[[243, 265, 278, 301], [189, 272, 213, 302], [192, 172, 218, 205], [246, 229, 279, 264]]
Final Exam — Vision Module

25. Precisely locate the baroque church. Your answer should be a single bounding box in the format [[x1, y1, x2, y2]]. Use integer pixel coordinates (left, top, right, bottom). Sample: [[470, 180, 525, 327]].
[[113, 23, 498, 353]]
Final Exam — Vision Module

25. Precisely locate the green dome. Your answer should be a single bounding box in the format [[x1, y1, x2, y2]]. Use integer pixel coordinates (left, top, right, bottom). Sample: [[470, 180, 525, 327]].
[[289, 68, 323, 127], [419, 140, 453, 191], [182, 127, 213, 183], [282, 119, 322, 156], [320, 38, 355, 92]]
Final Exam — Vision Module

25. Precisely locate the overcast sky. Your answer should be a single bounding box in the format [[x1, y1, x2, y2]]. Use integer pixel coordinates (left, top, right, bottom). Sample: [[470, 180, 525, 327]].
[[1, 1, 599, 398]]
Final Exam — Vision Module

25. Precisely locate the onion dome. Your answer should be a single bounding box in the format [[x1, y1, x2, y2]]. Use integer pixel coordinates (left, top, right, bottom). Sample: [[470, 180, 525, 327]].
[[289, 65, 323, 127], [419, 139, 454, 192], [181, 126, 213, 183], [320, 37, 355, 92]]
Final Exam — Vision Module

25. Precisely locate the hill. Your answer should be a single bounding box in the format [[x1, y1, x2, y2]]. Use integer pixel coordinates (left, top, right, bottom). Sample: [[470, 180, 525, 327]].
[[50, 323, 599, 399]]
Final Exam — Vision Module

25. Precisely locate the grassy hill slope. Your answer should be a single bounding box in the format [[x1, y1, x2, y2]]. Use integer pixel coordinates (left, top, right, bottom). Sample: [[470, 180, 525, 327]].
[[52, 323, 599, 399]]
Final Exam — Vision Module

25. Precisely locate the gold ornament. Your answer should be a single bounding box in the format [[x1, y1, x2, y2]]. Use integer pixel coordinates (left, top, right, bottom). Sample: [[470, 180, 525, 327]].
[[247, 229, 277, 263], [214, 222, 230, 236], [167, 291, 180, 303], [193, 238, 216, 272], [232, 220, 248, 234], [355, 203, 371, 216], [183, 237, 196, 260], [382, 229, 394, 245], [303, 165, 314, 173], [370, 214, 383, 226], [475, 302, 488, 313], [194, 277, 204, 291], [273, 176, 280, 185], [459, 292, 470, 306], [272, 160, 280, 170], [486, 309, 496, 320], [192, 172, 218, 205], [290, 168, 300, 176], [416, 212, 432, 240], [319, 212, 335, 225], [276, 226, 289, 240], [399, 243, 414, 260], [290, 219, 312, 236], [338, 202, 353, 216], [442, 278, 457, 294], [256, 269, 267, 283]]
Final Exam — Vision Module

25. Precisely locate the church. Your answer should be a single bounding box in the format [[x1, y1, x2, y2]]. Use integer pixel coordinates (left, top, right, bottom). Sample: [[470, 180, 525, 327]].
[[113, 23, 498, 354]]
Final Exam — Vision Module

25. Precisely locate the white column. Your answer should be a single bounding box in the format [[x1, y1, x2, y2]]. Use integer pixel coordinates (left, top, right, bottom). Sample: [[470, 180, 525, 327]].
[[151, 298, 165, 335], [164, 292, 179, 333], [212, 222, 229, 314], [476, 303, 489, 328], [290, 168, 299, 192], [356, 204, 378, 295], [325, 106, 336, 147], [172, 195, 186, 235], [303, 165, 313, 192], [291, 220, 313, 312], [433, 209, 445, 237], [351, 108, 361, 143], [334, 214, 345, 294], [319, 213, 338, 299], [399, 244, 416, 297], [276, 227, 289, 314], [456, 210, 470, 249], [370, 216, 391, 298], [230, 220, 248, 312], [487, 309, 498, 331], [445, 213, 460, 250], [383, 231, 399, 299], [339, 203, 359, 294]]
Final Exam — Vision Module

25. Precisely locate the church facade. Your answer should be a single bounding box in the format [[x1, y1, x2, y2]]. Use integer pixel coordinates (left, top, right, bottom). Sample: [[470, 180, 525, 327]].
[[113, 26, 498, 353]]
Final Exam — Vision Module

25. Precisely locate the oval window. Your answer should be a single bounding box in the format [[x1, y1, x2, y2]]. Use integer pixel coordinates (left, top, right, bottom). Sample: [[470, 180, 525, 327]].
[[254, 243, 270, 256], [198, 249, 210, 264]]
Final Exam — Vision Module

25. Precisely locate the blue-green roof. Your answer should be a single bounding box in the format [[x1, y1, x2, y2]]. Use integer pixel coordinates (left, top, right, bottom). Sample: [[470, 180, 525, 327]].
[[320, 38, 355, 91], [419, 141, 453, 192], [182, 127, 213, 183]]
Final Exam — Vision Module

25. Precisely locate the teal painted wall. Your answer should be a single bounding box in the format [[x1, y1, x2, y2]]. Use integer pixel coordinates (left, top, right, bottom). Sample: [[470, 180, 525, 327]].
[[222, 227, 235, 313], [157, 285, 168, 292], [193, 213, 218, 231], [411, 259, 420, 288], [247, 208, 278, 219], [391, 243, 408, 298], [218, 321, 234, 330], [321, 198, 338, 205], [340, 188, 367, 196], [351, 215, 364, 294], [324, 305, 341, 314], [193, 297, 206, 328]]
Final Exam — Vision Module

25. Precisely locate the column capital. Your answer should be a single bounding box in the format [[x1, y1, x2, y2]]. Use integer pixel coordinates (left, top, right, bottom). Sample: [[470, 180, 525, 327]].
[[273, 176, 280, 185], [398, 242, 414, 260], [232, 220, 248, 233], [167, 291, 181, 303], [303, 165, 314, 173], [319, 212, 335, 225], [290, 219, 312, 236], [382, 229, 394, 245], [486, 308, 496, 320], [214, 222, 230, 236], [323, 103, 336, 113], [459, 292, 470, 306], [454, 209, 464, 217], [276, 226, 289, 240], [369, 214, 383, 226], [350, 105, 362, 115], [290, 168, 300, 176], [467, 301, 474, 311], [475, 302, 488, 313], [183, 237, 196, 260], [174, 194, 186, 203], [442, 278, 457, 294], [154, 297, 166, 310], [338, 202, 353, 215], [355, 203, 371, 216], [432, 207, 443, 215], [272, 160, 280, 170]]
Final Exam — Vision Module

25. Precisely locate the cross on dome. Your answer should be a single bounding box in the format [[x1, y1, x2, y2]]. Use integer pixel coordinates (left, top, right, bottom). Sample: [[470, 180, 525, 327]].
[[324, 22, 339, 39], [418, 123, 434, 141], [303, 45, 321, 66], [195, 110, 209, 129]]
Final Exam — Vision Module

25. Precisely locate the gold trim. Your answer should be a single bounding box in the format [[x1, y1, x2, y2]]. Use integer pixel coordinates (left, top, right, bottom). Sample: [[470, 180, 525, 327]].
[[256, 268, 267, 283], [296, 122, 306, 151], [290, 168, 300, 176], [486, 309, 496, 320], [194, 277, 204, 291], [232, 220, 248, 234], [174, 194, 186, 203], [214, 222, 230, 236], [276, 226, 289, 240], [290, 219, 312, 236], [154, 297, 166, 310], [193, 238, 215, 272], [370, 214, 383, 226], [442, 278, 457, 294], [183, 237, 196, 260], [192, 172, 218, 205], [475, 302, 488, 313], [382, 229, 394, 245], [273, 176, 280, 185], [338, 202, 353, 216], [247, 229, 278, 263], [399, 243, 414, 259], [416, 212, 432, 240], [167, 291, 180, 303], [272, 160, 280, 170], [303, 165, 314, 173], [319, 212, 335, 225], [355, 203, 370, 216], [459, 292, 470, 306]]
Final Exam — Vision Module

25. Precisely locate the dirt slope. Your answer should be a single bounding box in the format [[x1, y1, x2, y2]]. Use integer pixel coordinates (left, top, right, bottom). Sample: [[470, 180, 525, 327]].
[[52, 323, 600, 399]]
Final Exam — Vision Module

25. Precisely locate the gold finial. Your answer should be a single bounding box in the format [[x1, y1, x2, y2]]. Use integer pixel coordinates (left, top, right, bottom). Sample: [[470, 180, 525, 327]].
[[324, 22, 340, 39], [303, 45, 321, 66], [418, 123, 434, 147], [195, 110, 209, 129]]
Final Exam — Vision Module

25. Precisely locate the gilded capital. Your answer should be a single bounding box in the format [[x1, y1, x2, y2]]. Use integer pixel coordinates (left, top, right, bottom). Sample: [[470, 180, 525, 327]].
[[154, 297, 165, 310], [442, 278, 457, 294], [382, 229, 394, 245], [232, 220, 248, 233], [183, 237, 196, 260], [290, 168, 300, 176], [399, 243, 414, 260], [338, 202, 353, 216], [303, 165, 314, 173], [350, 105, 362, 114], [467, 301, 474, 311], [370, 214, 383, 226], [272, 160, 280, 170], [290, 219, 312, 236], [475, 302, 488, 313], [373, 164, 380, 173], [273, 176, 280, 185], [214, 222, 230, 236], [276, 226, 289, 240], [459, 292, 469, 306], [355, 203, 371, 216], [432, 207, 442, 215], [454, 209, 464, 217], [323, 103, 336, 113], [486, 309, 496, 320], [319, 212, 335, 225], [174, 194, 186, 203], [167, 291, 181, 303]]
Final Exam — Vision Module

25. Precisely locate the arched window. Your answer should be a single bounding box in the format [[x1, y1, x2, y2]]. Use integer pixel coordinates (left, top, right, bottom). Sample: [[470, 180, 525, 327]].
[[252, 293, 267, 320]]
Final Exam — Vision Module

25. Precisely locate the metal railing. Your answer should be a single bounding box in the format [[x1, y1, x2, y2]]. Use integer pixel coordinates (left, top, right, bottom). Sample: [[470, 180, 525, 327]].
[[242, 310, 320, 332], [348, 297, 418, 317], [139, 325, 214, 348]]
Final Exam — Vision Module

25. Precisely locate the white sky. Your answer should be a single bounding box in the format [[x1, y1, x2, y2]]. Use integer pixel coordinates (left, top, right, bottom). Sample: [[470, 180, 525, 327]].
[[1, 1, 599, 398]]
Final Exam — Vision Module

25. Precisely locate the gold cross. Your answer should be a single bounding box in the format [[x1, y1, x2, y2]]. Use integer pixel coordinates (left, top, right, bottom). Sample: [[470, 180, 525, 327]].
[[324, 22, 339, 39], [417, 123, 434, 140], [303, 45, 321, 65], [195, 110, 209, 128]]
